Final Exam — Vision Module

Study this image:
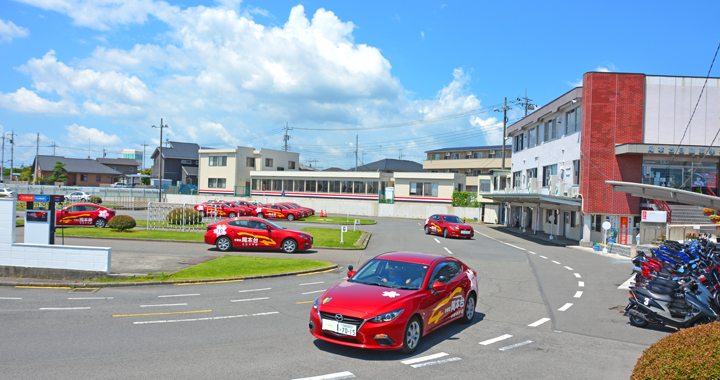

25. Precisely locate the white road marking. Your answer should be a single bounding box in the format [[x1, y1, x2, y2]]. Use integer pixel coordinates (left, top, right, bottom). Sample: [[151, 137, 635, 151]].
[[0, 297, 22, 300], [134, 311, 279, 325], [238, 288, 271, 293], [528, 251, 536, 255], [578, 281, 585, 287], [477, 232, 495, 240], [499, 340, 534, 351], [618, 275, 636, 290], [564, 266, 573, 271], [528, 318, 551, 327], [302, 289, 327, 295], [68, 297, 114, 300], [231, 297, 269, 302], [141, 303, 188, 307], [574, 291, 583, 298], [410, 357, 461, 368], [574, 273, 581, 278], [401, 352, 448, 365], [299, 281, 325, 286], [504, 243, 526, 250], [539, 255, 548, 259], [551, 260, 561, 264], [434, 238, 441, 244], [558, 303, 573, 311], [158, 294, 199, 298], [39, 307, 91, 310], [480, 334, 513, 345], [293, 372, 355, 380], [444, 247, 453, 255]]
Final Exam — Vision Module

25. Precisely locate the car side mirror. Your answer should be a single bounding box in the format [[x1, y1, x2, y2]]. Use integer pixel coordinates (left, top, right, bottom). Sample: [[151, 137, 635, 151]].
[[267, 227, 272, 232], [432, 281, 447, 292]]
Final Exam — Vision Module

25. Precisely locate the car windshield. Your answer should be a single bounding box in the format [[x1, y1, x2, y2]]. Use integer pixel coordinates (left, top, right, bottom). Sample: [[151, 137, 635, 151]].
[[443, 216, 463, 224], [264, 220, 285, 230], [349, 259, 429, 290]]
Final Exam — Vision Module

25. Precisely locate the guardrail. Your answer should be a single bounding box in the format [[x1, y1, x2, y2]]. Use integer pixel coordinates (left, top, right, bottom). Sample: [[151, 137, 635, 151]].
[[2, 184, 159, 198]]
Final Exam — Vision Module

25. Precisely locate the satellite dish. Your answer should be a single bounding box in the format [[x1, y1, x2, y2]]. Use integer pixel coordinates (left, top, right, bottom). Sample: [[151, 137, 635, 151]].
[[602, 221, 611, 230]]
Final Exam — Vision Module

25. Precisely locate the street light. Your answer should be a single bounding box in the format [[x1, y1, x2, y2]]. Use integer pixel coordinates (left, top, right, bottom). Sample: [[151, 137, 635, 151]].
[[152, 118, 169, 203]]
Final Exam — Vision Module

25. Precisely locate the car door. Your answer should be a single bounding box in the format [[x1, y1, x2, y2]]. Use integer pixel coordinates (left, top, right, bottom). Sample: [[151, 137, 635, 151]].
[[422, 260, 465, 331], [429, 215, 441, 233], [252, 220, 277, 248], [226, 220, 249, 247], [61, 205, 86, 225]]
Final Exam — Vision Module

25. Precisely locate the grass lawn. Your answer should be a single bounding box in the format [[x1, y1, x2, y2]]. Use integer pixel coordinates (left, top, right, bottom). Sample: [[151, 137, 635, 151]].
[[60, 227, 205, 241], [16, 219, 24, 226], [93, 255, 333, 283], [301, 227, 364, 248], [297, 216, 375, 224]]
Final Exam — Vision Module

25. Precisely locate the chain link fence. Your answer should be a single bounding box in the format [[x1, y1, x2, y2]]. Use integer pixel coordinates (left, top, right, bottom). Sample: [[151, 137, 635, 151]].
[[146, 202, 222, 232]]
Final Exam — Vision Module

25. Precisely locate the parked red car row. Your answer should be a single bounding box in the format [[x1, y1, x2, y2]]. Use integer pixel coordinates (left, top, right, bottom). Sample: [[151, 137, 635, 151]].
[[194, 200, 314, 221]]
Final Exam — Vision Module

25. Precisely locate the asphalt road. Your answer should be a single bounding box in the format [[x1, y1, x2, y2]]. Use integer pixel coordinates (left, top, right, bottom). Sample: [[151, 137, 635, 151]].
[[1, 217, 666, 380]]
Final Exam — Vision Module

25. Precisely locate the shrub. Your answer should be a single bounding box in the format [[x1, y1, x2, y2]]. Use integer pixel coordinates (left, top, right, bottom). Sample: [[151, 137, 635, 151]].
[[632, 322, 720, 379], [166, 208, 202, 225], [108, 215, 136, 231], [89, 196, 102, 204]]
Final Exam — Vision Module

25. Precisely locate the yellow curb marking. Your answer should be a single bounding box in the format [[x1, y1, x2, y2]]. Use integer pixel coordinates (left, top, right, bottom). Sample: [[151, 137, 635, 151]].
[[16, 286, 72, 289], [297, 269, 334, 276], [174, 279, 244, 285], [296, 301, 314, 304]]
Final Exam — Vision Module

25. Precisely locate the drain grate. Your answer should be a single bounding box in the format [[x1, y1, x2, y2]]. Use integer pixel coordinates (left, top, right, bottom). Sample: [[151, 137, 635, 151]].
[[180, 256, 218, 265], [69, 288, 99, 293]]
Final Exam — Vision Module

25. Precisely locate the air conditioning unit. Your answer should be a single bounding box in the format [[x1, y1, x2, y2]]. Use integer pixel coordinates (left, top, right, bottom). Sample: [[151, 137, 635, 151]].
[[570, 187, 579, 198], [466, 151, 472, 155], [445, 152, 451, 157], [490, 150, 496, 154], [465, 169, 472, 174], [554, 182, 565, 197], [528, 178, 538, 193]]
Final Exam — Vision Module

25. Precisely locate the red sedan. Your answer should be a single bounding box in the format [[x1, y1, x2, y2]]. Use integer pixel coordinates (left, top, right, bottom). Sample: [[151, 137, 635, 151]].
[[424, 214, 474, 238], [309, 252, 478, 354], [227, 200, 255, 215], [281, 202, 315, 217], [204, 217, 314, 253], [195, 201, 246, 218], [251, 203, 303, 221], [56, 203, 116, 228]]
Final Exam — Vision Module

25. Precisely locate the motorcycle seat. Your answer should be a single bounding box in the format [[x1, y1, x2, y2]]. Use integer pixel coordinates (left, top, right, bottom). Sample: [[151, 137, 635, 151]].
[[636, 287, 674, 303]]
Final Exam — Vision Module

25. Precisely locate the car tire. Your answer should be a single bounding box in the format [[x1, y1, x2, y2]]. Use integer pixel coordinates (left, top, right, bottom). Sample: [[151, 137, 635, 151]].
[[257, 213, 264, 219], [443, 228, 448, 238], [400, 316, 422, 354], [424, 225, 430, 235], [200, 211, 206, 217], [460, 292, 476, 324], [93, 218, 106, 228], [229, 212, 237, 218], [287, 214, 295, 221], [281, 238, 298, 253], [216, 236, 232, 251]]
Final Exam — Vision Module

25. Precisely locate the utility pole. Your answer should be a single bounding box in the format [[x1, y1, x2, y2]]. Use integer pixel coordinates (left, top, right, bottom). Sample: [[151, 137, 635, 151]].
[[9, 129, 17, 182], [306, 159, 319, 169], [494, 98, 511, 169], [1, 133, 5, 183], [141, 142, 149, 171], [398, 149, 405, 160], [50, 141, 58, 156], [152, 118, 170, 202], [103, 148, 107, 158], [513, 88, 536, 117], [282, 122, 293, 152], [355, 135, 358, 172], [34, 133, 39, 184]]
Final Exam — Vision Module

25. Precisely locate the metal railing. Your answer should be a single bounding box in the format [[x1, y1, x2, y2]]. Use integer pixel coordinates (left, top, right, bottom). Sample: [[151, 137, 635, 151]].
[[650, 199, 672, 222], [146, 202, 222, 232], [1, 184, 159, 198]]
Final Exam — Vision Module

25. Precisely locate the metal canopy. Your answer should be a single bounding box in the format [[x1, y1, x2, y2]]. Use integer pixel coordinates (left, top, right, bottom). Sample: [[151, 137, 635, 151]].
[[606, 181, 720, 209], [480, 193, 582, 211]]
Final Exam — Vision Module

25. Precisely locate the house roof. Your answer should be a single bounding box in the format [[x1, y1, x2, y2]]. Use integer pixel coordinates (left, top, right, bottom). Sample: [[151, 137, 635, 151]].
[[96, 158, 140, 166], [150, 141, 203, 160], [425, 145, 506, 153], [299, 163, 319, 171], [35, 155, 122, 175], [182, 166, 198, 176], [355, 158, 424, 172], [322, 167, 346, 172]]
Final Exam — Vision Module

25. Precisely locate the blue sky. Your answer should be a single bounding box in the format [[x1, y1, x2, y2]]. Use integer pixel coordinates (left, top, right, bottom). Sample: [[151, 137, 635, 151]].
[[1, 0, 719, 170]]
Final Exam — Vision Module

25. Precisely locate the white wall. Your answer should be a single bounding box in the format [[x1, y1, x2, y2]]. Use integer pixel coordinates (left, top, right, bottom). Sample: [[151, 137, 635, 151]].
[[511, 127, 582, 192]]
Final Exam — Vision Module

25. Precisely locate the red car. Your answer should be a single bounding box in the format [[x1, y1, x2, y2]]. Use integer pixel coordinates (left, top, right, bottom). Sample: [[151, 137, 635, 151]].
[[281, 202, 315, 217], [309, 252, 477, 354], [227, 200, 255, 215], [277, 203, 309, 218], [251, 203, 304, 221], [195, 201, 246, 218], [56, 203, 116, 228], [204, 217, 314, 253], [424, 214, 474, 238]]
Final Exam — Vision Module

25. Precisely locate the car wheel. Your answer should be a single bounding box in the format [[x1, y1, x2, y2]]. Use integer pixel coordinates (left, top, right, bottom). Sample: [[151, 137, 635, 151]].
[[93, 218, 106, 228], [287, 214, 295, 221], [257, 213, 264, 219], [400, 316, 422, 354], [460, 293, 476, 324], [229, 212, 237, 218], [216, 236, 232, 251], [424, 225, 430, 235], [200, 211, 206, 217], [281, 238, 298, 253], [443, 228, 448, 238]]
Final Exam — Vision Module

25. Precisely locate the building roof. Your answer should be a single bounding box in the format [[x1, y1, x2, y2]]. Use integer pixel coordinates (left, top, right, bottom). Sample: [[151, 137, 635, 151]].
[[322, 167, 346, 172], [182, 166, 198, 176], [425, 145, 506, 153], [96, 158, 141, 166], [355, 158, 424, 172], [150, 141, 203, 160], [299, 163, 319, 171], [34, 155, 122, 175]]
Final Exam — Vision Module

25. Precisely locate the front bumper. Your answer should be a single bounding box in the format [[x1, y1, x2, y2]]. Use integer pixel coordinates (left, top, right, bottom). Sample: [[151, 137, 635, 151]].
[[309, 307, 407, 350]]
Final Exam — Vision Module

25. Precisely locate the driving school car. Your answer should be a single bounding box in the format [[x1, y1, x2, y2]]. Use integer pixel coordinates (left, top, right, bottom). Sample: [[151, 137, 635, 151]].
[[424, 214, 474, 238], [56, 203, 116, 228], [195, 201, 247, 217], [251, 203, 304, 221], [204, 217, 313, 253], [309, 251, 478, 354]]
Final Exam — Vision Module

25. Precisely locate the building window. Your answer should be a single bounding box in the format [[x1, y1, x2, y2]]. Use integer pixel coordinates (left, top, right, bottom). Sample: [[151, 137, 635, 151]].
[[451, 153, 460, 160], [306, 180, 317, 192], [566, 107, 582, 135], [208, 178, 226, 188], [573, 160, 580, 185], [527, 167, 538, 179], [288, 161, 296, 169], [480, 180, 491, 192], [252, 179, 259, 190], [513, 171, 521, 188], [262, 179, 271, 190], [283, 180, 293, 191], [542, 164, 558, 187], [367, 181, 379, 194], [594, 215, 602, 232], [294, 180, 304, 192], [272, 180, 282, 191], [96, 175, 101, 181], [353, 181, 365, 194], [246, 157, 255, 167], [329, 180, 340, 193], [181, 159, 192, 165], [317, 180, 328, 193], [342, 181, 353, 194], [265, 158, 273, 167], [528, 128, 536, 148], [430, 153, 440, 160], [570, 211, 577, 227], [81, 174, 87, 181], [473, 152, 483, 159], [277, 167, 284, 171], [209, 156, 227, 166], [410, 182, 438, 197]]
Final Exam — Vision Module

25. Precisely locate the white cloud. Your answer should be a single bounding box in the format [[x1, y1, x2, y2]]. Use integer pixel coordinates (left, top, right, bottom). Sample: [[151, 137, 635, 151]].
[[596, 62, 617, 72], [0, 88, 79, 115], [64, 124, 122, 146], [0, 18, 29, 42], [568, 78, 583, 87], [421, 31, 425, 39]]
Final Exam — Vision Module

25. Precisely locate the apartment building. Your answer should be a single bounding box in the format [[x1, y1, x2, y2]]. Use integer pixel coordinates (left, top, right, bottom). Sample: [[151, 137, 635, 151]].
[[423, 145, 511, 192]]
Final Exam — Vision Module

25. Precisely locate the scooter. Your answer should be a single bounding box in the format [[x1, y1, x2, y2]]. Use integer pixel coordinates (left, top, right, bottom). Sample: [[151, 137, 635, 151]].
[[624, 281, 718, 329]]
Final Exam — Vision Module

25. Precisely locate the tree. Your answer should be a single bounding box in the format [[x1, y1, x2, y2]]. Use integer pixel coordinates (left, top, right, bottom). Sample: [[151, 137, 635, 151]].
[[140, 168, 151, 185], [46, 161, 68, 184]]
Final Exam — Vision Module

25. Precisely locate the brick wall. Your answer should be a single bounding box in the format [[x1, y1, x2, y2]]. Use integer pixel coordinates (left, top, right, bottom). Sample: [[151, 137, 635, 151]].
[[580, 72, 645, 215]]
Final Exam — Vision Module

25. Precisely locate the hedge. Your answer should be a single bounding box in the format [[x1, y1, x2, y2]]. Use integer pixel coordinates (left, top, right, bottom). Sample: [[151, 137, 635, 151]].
[[166, 208, 203, 225], [89, 196, 102, 204], [108, 215, 136, 231]]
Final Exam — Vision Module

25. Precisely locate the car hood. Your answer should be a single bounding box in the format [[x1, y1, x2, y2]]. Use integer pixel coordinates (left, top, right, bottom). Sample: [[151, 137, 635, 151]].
[[447, 222, 471, 228], [318, 280, 417, 317]]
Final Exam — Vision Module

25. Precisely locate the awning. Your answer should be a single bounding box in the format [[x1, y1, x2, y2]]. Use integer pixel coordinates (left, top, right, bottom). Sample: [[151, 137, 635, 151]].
[[606, 181, 720, 209], [480, 193, 582, 211]]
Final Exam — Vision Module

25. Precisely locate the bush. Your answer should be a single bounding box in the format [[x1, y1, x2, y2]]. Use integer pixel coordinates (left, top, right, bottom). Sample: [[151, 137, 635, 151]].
[[631, 322, 720, 380], [89, 196, 102, 204], [108, 215, 136, 231], [166, 208, 202, 225], [452, 191, 479, 207]]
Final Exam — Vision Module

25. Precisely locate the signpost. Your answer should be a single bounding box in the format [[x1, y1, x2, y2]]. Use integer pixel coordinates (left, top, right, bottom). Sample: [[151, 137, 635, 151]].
[[340, 225, 348, 244], [354, 219, 359, 231], [602, 221, 612, 253]]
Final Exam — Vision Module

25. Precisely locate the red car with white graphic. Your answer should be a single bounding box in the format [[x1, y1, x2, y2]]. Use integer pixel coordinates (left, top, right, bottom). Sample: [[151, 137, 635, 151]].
[[309, 252, 477, 354], [204, 217, 314, 253], [424, 214, 474, 238], [227, 200, 255, 215], [251, 203, 304, 221], [194, 201, 247, 218], [280, 202, 315, 217], [56, 203, 116, 228]]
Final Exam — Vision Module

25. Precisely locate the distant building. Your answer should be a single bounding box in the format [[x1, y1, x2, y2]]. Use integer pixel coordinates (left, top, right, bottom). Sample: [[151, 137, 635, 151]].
[[96, 158, 140, 179], [355, 158, 424, 173], [150, 141, 202, 186], [424, 145, 511, 192], [122, 149, 143, 167], [33, 155, 122, 186]]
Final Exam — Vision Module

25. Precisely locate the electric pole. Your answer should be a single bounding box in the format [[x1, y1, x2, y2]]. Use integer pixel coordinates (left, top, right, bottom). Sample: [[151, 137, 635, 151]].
[[282, 122, 293, 152], [9, 129, 17, 182], [50, 141, 58, 156], [152, 118, 170, 202], [355, 135, 358, 172], [34, 133, 39, 184], [398, 149, 405, 160], [513, 88, 536, 117], [1, 133, 5, 183], [103, 148, 107, 158], [494, 98, 511, 169], [141, 142, 149, 171]]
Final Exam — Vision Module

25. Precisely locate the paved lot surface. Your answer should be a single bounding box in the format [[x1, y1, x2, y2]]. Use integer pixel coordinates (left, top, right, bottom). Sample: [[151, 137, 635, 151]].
[[2, 217, 665, 379]]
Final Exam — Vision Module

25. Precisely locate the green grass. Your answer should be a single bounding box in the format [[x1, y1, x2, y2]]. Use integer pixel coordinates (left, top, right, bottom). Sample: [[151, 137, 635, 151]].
[[16, 219, 24, 226], [297, 216, 375, 224], [60, 227, 205, 241], [92, 255, 333, 283], [301, 227, 364, 248]]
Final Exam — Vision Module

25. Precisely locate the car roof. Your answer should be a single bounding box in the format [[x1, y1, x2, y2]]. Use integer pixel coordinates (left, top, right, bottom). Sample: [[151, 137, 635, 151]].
[[435, 214, 460, 218], [374, 251, 448, 265]]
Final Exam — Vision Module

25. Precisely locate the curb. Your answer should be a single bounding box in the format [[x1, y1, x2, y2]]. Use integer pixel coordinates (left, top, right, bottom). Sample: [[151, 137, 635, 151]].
[[494, 227, 573, 247]]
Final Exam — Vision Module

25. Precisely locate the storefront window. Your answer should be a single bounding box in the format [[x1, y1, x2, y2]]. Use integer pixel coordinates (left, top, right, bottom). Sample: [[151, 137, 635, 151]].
[[642, 160, 718, 192]]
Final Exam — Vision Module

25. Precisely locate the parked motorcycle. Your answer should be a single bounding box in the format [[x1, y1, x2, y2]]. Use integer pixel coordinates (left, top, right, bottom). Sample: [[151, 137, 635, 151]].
[[624, 280, 718, 329]]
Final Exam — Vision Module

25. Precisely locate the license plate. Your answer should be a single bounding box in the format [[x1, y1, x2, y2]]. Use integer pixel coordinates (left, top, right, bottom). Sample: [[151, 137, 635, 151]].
[[460, 230, 471, 235], [321, 318, 357, 336]]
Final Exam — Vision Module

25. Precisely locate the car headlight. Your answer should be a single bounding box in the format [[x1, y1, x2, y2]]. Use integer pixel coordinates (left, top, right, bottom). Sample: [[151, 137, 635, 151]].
[[298, 234, 312, 240], [313, 297, 318, 310], [449, 225, 458, 229], [368, 309, 404, 323]]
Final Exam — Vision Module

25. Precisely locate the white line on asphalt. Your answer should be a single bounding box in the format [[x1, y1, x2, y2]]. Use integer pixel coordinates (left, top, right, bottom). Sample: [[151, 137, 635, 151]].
[[477, 232, 495, 240], [574, 291, 583, 298], [158, 294, 199, 298], [410, 357, 461, 368], [68, 297, 114, 300], [238, 288, 272, 293], [302, 289, 327, 295], [528, 251, 536, 255], [528, 318, 551, 327], [578, 281, 585, 287], [299, 281, 325, 286], [434, 238, 441, 244], [0, 297, 22, 300], [564, 266, 573, 271], [401, 352, 448, 365], [551, 260, 561, 264], [444, 247, 453, 255], [558, 303, 573, 311], [39, 307, 91, 310], [504, 243, 526, 250], [574, 273, 581, 278], [141, 303, 188, 307], [499, 340, 533, 351], [539, 255, 548, 259], [293, 371, 356, 380], [618, 275, 636, 290], [479, 334, 513, 345], [231, 297, 269, 302], [134, 311, 280, 325]]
